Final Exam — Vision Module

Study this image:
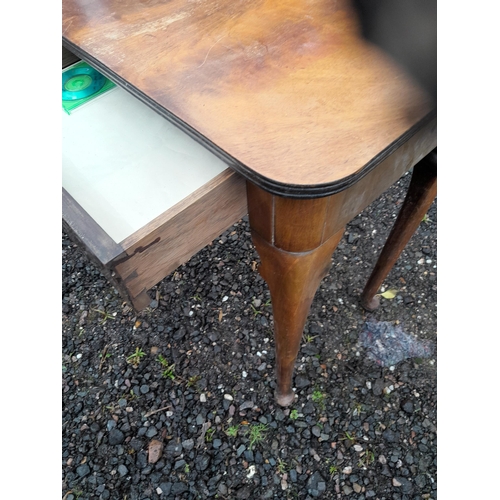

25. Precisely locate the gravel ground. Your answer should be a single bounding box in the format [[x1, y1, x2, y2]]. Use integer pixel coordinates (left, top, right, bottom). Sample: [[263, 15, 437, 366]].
[[62, 171, 437, 500]]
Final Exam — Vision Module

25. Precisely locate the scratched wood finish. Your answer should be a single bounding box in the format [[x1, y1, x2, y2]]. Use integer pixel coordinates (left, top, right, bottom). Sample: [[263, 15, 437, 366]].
[[62, 0, 434, 198], [360, 150, 437, 311]]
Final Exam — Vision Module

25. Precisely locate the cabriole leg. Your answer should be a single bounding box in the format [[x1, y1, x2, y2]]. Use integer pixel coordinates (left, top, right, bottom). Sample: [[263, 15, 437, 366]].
[[247, 182, 344, 406], [360, 150, 437, 311]]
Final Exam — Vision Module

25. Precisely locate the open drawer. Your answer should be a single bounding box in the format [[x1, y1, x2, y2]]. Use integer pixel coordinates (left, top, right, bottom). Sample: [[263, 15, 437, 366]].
[[62, 49, 248, 311]]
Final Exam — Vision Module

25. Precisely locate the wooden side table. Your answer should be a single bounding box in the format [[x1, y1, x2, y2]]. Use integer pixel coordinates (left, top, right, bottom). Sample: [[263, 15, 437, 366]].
[[63, 0, 436, 406]]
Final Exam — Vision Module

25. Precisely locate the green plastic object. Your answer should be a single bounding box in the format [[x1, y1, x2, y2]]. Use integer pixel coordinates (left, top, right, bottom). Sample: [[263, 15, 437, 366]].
[[62, 61, 116, 114]]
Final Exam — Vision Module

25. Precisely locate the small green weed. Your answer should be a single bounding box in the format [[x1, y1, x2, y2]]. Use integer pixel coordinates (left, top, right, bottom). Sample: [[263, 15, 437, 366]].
[[187, 375, 201, 387], [127, 347, 145, 367], [157, 355, 176, 380], [184, 463, 190, 474], [250, 304, 262, 317], [247, 423, 268, 450], [358, 449, 375, 468], [290, 409, 299, 420], [353, 402, 364, 416], [205, 428, 215, 442], [226, 425, 239, 438], [341, 431, 356, 442], [303, 334, 318, 344], [92, 308, 116, 325], [311, 389, 325, 410], [329, 465, 338, 479], [71, 489, 83, 500], [277, 458, 287, 474]]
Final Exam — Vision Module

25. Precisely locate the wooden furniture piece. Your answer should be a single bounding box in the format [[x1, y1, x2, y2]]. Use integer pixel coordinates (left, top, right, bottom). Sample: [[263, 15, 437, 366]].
[[62, 0, 436, 406], [62, 68, 247, 310]]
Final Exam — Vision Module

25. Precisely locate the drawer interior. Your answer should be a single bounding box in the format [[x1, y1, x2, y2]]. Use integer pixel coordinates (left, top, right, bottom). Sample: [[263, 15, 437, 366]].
[[62, 54, 248, 310], [63, 69, 231, 244]]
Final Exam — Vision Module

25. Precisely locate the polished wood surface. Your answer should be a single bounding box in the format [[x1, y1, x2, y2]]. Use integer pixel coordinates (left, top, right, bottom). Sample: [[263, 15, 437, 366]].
[[247, 116, 435, 248], [361, 150, 437, 311], [62, 0, 433, 197]]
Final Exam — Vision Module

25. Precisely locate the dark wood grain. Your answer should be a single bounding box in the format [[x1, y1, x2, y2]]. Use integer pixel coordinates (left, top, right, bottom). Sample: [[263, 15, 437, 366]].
[[62, 0, 434, 198], [246, 182, 274, 243], [248, 181, 347, 405], [252, 227, 344, 406], [62, 46, 79, 68], [360, 150, 437, 311], [274, 197, 329, 253]]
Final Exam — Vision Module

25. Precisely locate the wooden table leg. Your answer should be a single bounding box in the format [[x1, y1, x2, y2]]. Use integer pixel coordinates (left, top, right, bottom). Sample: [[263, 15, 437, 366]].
[[247, 182, 344, 406], [360, 150, 437, 311]]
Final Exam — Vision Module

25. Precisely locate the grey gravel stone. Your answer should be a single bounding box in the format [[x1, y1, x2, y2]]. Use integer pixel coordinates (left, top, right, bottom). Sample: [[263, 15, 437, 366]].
[[76, 464, 90, 477], [239, 401, 254, 410], [129, 438, 143, 451], [373, 379, 385, 396], [415, 474, 427, 488], [382, 429, 399, 443], [236, 486, 252, 499], [117, 464, 128, 477], [145, 427, 158, 438], [401, 399, 414, 414], [196, 455, 210, 471], [295, 375, 311, 389], [158, 483, 172, 496], [182, 438, 194, 451], [165, 442, 182, 458], [108, 429, 125, 445], [171, 482, 188, 495]]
